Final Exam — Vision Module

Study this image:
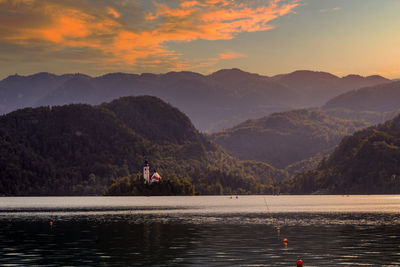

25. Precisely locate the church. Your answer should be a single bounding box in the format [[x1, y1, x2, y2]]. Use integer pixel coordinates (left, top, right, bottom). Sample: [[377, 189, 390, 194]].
[[143, 160, 162, 184]]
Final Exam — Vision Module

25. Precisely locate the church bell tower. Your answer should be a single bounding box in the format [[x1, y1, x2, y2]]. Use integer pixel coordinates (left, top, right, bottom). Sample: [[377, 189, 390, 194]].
[[143, 160, 150, 184]]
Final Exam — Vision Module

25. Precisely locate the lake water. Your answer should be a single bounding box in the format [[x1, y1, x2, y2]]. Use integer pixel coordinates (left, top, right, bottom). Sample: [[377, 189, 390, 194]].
[[1, 195, 400, 266]]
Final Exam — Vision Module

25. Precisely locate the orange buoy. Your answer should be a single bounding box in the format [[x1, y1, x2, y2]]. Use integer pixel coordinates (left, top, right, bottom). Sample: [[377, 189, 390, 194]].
[[276, 227, 280, 232], [297, 259, 303, 267], [283, 238, 288, 244]]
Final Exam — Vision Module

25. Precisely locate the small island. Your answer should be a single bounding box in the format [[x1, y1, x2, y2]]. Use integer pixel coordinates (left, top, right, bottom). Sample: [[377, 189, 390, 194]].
[[105, 160, 194, 196]]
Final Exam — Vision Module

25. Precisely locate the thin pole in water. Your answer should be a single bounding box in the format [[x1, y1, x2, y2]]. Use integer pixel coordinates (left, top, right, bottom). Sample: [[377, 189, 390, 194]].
[[263, 197, 279, 230]]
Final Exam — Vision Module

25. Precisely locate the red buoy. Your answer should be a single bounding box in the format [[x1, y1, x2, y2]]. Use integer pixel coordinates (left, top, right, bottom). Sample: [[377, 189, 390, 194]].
[[49, 221, 53, 226], [297, 259, 303, 267]]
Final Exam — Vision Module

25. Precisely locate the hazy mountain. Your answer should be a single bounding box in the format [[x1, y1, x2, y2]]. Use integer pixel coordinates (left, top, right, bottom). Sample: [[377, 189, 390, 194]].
[[0, 69, 390, 131], [35, 74, 99, 106], [211, 109, 368, 172], [0, 96, 286, 196], [283, 114, 400, 194], [0, 72, 74, 114], [271, 70, 390, 106], [324, 81, 400, 113]]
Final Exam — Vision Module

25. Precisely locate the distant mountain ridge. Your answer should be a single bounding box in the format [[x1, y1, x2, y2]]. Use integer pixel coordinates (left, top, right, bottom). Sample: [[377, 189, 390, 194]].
[[271, 70, 390, 107], [324, 81, 400, 113], [0, 69, 390, 131]]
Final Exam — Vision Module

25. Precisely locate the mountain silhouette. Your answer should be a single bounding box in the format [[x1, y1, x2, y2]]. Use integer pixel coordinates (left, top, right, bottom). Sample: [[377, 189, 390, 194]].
[[0, 69, 390, 131]]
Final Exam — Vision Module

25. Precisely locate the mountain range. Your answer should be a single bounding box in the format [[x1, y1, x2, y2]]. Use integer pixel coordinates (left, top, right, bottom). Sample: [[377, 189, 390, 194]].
[[0, 69, 390, 132], [210, 79, 400, 172], [1, 69, 400, 195]]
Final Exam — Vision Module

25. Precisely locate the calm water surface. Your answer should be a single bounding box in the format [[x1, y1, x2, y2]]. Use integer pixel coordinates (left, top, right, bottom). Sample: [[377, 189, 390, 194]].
[[0, 195, 400, 266]]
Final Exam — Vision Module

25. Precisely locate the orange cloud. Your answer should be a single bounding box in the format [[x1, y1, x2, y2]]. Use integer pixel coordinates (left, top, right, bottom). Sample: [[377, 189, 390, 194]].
[[217, 50, 246, 60], [3, 2, 118, 48], [147, 0, 298, 42], [181, 1, 201, 8], [39, 15, 91, 43], [0, 0, 299, 71], [107, 7, 120, 19]]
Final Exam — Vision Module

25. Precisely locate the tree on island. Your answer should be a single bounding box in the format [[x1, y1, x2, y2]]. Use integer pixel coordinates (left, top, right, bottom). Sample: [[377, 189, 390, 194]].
[[104, 172, 194, 196]]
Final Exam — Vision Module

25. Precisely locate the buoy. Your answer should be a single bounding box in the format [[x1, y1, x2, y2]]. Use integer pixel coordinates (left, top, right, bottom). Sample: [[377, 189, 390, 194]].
[[297, 259, 303, 267], [276, 227, 280, 232], [283, 238, 288, 245], [49, 221, 53, 227]]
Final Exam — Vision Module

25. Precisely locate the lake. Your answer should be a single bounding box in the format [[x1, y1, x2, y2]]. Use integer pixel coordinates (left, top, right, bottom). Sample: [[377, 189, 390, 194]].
[[0, 195, 400, 266]]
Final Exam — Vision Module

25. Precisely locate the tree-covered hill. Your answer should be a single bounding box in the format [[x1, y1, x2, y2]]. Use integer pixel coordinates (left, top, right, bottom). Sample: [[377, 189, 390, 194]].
[[211, 109, 368, 172], [102, 96, 202, 145], [322, 108, 399, 125], [0, 96, 286, 196], [282, 114, 400, 194], [0, 104, 150, 195]]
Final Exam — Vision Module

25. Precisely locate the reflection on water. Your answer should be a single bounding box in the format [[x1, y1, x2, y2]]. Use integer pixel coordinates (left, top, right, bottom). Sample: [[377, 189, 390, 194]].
[[0, 196, 400, 266]]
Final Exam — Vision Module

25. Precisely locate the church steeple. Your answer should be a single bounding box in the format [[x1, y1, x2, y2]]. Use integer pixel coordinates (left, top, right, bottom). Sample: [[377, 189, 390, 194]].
[[143, 160, 150, 184]]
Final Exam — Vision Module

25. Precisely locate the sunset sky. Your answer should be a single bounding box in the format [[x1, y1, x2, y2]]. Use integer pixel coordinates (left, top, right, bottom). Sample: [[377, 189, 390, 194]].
[[0, 0, 399, 79]]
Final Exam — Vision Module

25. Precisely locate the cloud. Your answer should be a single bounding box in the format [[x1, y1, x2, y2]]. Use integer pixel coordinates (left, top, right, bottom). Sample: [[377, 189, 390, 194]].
[[320, 7, 341, 13], [0, 0, 299, 72], [107, 7, 120, 19], [189, 49, 247, 69], [217, 50, 247, 60]]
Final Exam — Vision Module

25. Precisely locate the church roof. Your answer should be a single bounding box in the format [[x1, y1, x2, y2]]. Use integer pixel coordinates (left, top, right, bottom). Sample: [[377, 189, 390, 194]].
[[151, 172, 162, 181]]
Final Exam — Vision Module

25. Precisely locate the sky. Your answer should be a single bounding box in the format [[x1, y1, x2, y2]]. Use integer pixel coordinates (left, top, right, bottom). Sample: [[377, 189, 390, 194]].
[[0, 0, 399, 79]]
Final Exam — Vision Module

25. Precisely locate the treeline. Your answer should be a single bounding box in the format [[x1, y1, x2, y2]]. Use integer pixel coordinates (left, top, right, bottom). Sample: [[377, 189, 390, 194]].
[[105, 173, 194, 196], [191, 169, 278, 195], [106, 169, 279, 196]]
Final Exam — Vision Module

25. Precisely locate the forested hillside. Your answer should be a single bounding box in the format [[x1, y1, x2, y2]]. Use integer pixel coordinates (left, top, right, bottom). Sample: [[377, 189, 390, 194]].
[[211, 109, 368, 172], [0, 96, 286, 196], [282, 114, 400, 194]]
